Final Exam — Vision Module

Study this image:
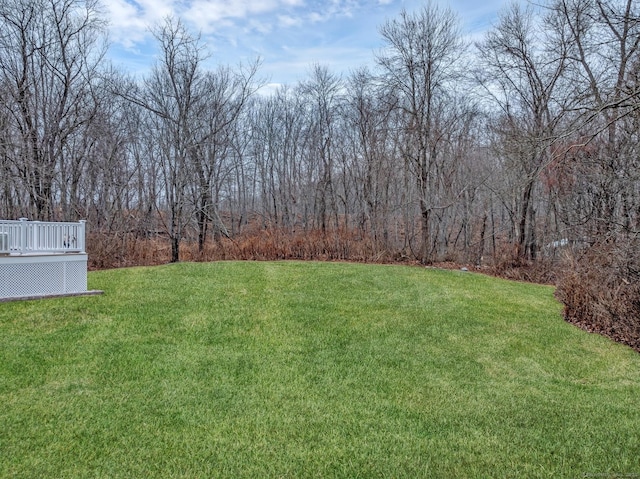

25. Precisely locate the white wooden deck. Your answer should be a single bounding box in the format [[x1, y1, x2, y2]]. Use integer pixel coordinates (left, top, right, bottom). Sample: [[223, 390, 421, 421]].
[[0, 219, 97, 300]]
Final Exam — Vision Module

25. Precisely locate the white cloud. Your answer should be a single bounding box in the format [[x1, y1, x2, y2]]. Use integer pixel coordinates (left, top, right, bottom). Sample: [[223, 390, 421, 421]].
[[307, 11, 327, 23], [278, 14, 302, 28], [106, 0, 175, 47], [247, 19, 274, 35], [105, 0, 520, 88], [182, 0, 288, 32], [105, 0, 148, 47]]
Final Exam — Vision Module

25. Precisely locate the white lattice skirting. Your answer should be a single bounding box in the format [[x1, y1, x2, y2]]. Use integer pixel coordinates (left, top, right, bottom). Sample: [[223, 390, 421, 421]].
[[0, 254, 88, 299]]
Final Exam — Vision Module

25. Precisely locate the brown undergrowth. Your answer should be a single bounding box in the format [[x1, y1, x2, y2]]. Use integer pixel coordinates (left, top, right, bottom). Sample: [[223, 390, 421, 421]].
[[555, 237, 640, 353], [87, 227, 398, 270]]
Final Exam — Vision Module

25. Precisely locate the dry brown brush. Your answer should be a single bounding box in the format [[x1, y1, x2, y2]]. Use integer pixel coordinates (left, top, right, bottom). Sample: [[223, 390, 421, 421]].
[[555, 237, 640, 353], [87, 227, 397, 269]]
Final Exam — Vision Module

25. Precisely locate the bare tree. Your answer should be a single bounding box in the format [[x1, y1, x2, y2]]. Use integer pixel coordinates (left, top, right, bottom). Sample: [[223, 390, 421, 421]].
[[299, 64, 344, 233], [345, 68, 396, 249], [0, 0, 106, 219], [476, 2, 569, 260], [549, 0, 640, 240], [140, 17, 206, 262], [250, 87, 306, 229], [377, 2, 465, 263], [189, 60, 260, 250]]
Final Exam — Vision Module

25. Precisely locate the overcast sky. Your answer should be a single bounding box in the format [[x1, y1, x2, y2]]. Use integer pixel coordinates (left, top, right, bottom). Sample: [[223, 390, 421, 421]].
[[104, 0, 516, 90]]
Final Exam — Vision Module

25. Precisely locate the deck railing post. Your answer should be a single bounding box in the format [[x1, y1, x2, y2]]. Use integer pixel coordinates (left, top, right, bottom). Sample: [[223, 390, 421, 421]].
[[19, 218, 27, 254], [79, 220, 86, 253], [32, 220, 40, 252]]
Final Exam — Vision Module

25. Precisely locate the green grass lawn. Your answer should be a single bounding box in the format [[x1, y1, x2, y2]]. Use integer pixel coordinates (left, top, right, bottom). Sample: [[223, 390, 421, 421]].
[[1, 261, 639, 478]]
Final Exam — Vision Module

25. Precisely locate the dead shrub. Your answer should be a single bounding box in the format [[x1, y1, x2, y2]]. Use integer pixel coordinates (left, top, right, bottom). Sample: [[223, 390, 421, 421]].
[[487, 242, 558, 285], [87, 233, 170, 269], [555, 236, 640, 353]]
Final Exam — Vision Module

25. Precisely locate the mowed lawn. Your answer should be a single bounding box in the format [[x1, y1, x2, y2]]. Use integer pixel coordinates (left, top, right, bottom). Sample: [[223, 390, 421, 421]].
[[1, 261, 639, 478]]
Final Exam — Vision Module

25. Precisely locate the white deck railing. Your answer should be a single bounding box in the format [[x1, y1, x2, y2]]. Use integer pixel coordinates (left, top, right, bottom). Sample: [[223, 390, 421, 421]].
[[0, 218, 86, 255]]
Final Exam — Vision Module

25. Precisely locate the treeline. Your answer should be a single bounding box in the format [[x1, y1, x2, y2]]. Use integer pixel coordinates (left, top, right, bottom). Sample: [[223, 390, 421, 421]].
[[0, 1, 638, 346]]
